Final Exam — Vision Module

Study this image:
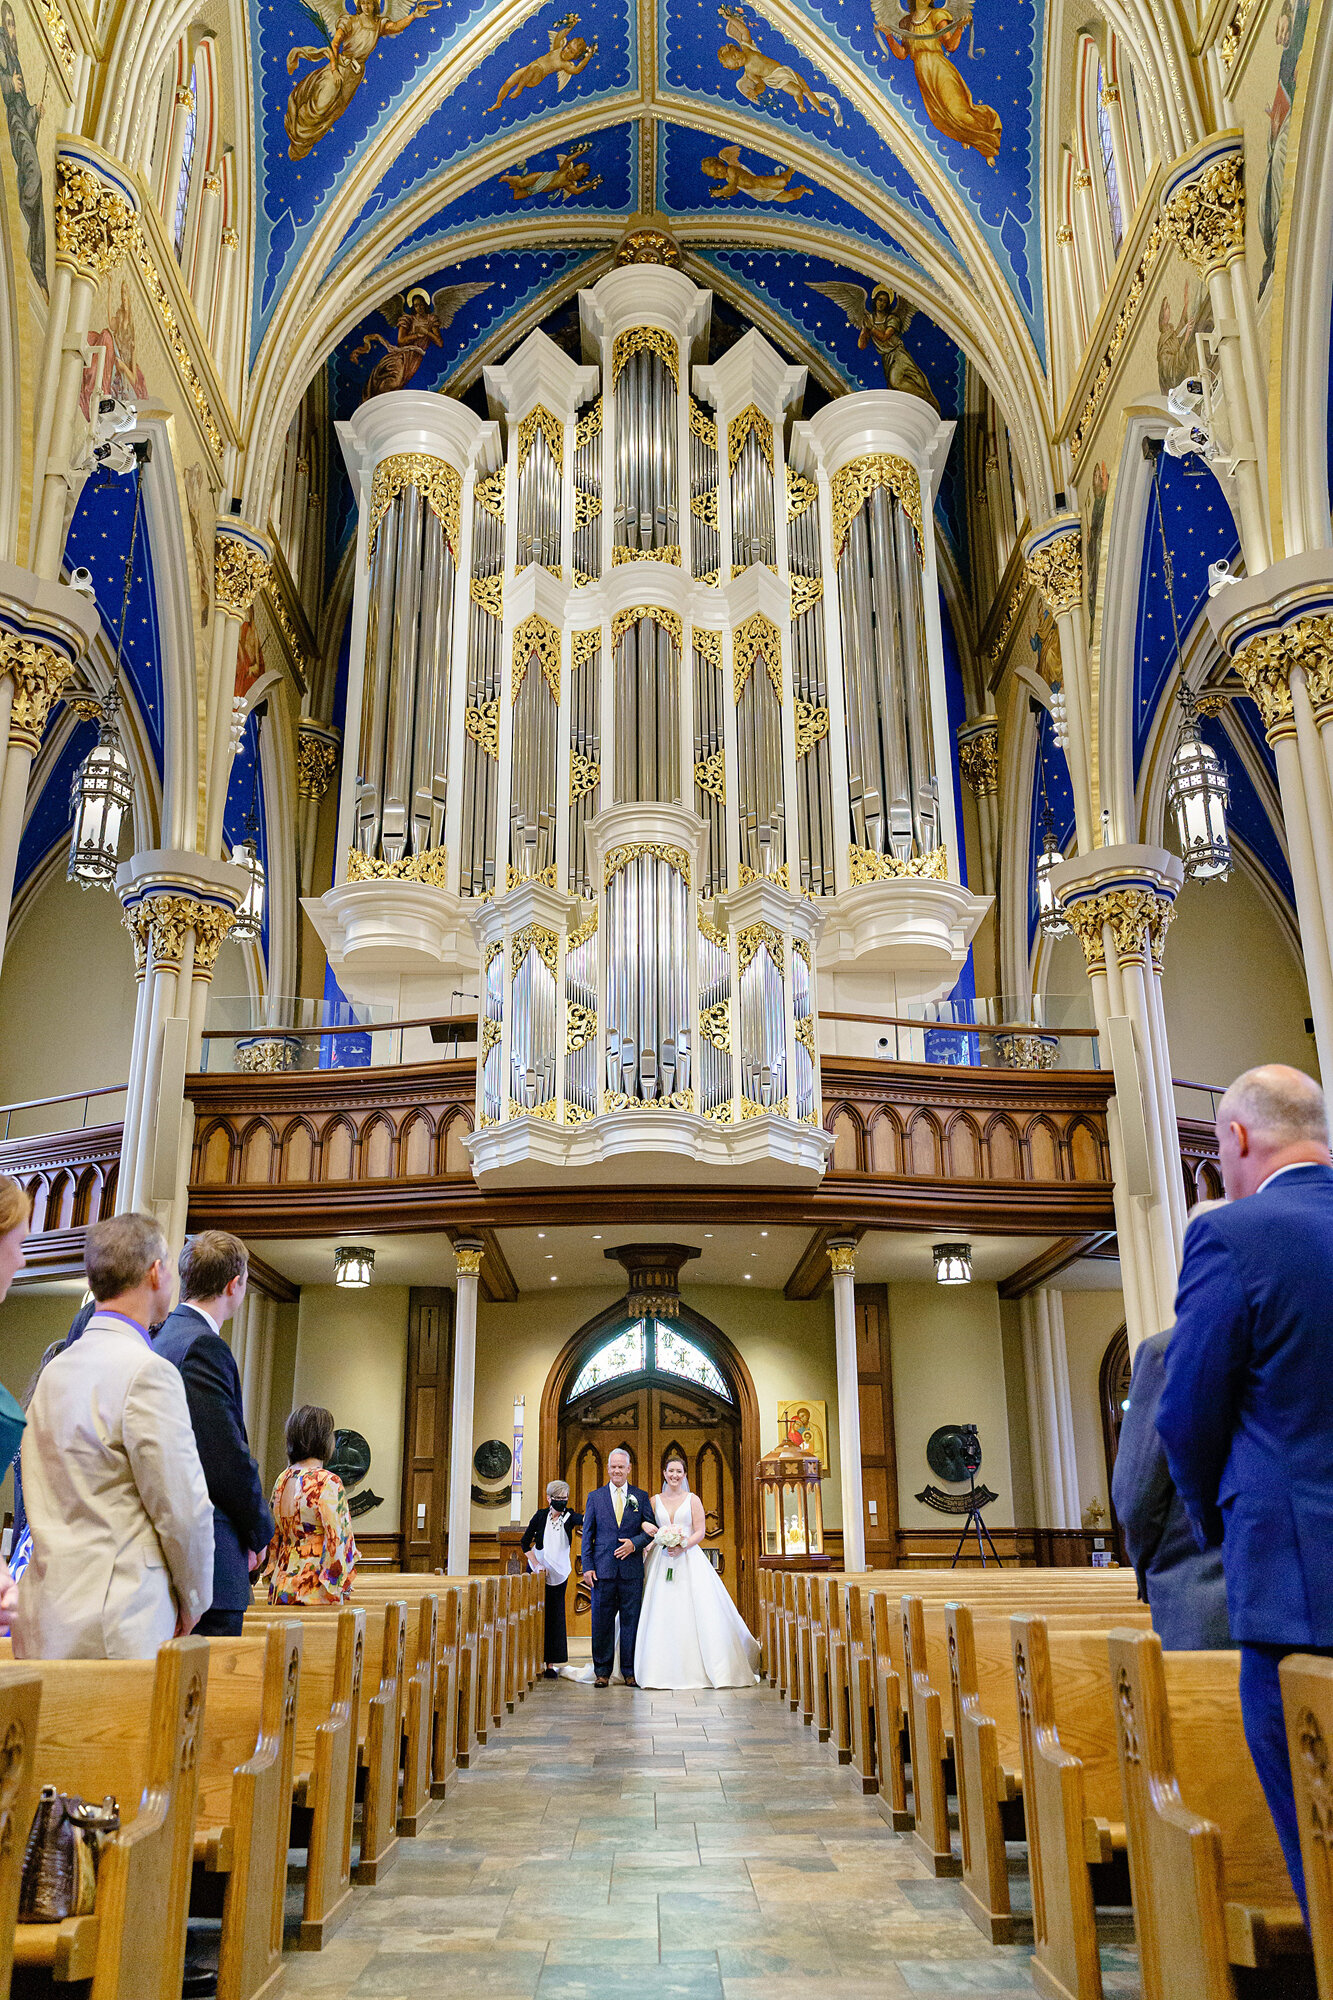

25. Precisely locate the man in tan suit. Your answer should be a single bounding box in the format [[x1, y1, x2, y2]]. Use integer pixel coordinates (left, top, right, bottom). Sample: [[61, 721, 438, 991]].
[[14, 1213, 214, 1660]]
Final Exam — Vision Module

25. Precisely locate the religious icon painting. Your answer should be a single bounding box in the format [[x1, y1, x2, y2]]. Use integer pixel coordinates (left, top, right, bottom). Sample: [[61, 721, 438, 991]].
[[0, 4, 49, 294], [699, 144, 811, 202], [870, 0, 1002, 165], [350, 283, 494, 398], [715, 6, 843, 125]]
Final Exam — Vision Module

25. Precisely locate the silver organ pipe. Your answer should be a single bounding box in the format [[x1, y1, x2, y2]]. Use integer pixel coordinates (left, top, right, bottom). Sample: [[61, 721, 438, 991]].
[[461, 467, 504, 894], [733, 620, 786, 881], [728, 409, 776, 573], [572, 397, 603, 584], [689, 400, 720, 583], [613, 609, 680, 804], [786, 467, 834, 895], [603, 850, 690, 1106], [515, 408, 563, 573], [612, 333, 678, 558], [697, 916, 732, 1116], [692, 634, 725, 897], [482, 943, 504, 1122], [509, 927, 559, 1113], [564, 914, 598, 1117], [568, 631, 601, 896], [737, 924, 787, 1113], [509, 618, 559, 881]]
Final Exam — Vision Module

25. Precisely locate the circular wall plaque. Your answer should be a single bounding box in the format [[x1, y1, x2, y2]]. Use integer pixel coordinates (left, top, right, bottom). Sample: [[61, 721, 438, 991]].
[[926, 1425, 980, 1484], [330, 1428, 371, 1490], [474, 1438, 512, 1481]]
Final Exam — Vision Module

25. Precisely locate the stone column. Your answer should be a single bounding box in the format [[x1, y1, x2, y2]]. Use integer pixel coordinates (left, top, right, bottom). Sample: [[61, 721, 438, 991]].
[[296, 722, 340, 899], [828, 1238, 865, 1572], [447, 1241, 483, 1576], [205, 525, 272, 857], [1024, 517, 1094, 851], [956, 716, 999, 896], [1160, 135, 1269, 572], [189, 167, 224, 320], [1020, 1287, 1080, 1528]]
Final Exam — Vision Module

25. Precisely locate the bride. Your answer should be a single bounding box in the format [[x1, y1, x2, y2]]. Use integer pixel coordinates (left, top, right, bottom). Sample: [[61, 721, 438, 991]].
[[634, 1456, 759, 1689]]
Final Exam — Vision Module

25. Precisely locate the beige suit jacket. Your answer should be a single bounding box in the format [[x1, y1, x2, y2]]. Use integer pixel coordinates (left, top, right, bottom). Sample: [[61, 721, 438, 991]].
[[14, 1313, 214, 1660]]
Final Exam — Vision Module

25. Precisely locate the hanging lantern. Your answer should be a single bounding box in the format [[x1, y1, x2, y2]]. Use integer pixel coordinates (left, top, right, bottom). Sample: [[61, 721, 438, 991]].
[[1166, 716, 1231, 881], [1035, 804, 1070, 939], [933, 1242, 973, 1285], [230, 836, 266, 939], [67, 704, 134, 889], [334, 1245, 375, 1288]]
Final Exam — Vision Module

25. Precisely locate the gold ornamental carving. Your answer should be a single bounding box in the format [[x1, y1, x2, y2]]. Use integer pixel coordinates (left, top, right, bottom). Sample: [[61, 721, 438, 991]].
[[794, 1014, 815, 1053], [574, 485, 602, 529], [694, 750, 726, 801], [565, 1003, 597, 1052], [189, 905, 236, 980], [570, 628, 601, 675], [737, 922, 784, 974], [830, 455, 924, 564], [367, 455, 462, 567], [697, 912, 728, 951], [1146, 895, 1175, 966], [44, 1, 74, 79], [345, 846, 450, 885], [611, 543, 681, 567], [510, 923, 559, 977], [470, 573, 503, 618], [474, 467, 506, 521], [575, 399, 603, 448], [453, 1247, 483, 1277], [54, 160, 137, 281], [122, 893, 230, 973], [1056, 223, 1075, 245], [297, 729, 338, 801], [1025, 533, 1083, 617], [1070, 221, 1164, 463], [828, 1243, 857, 1276], [789, 573, 824, 619], [516, 405, 564, 475], [134, 233, 225, 457], [464, 699, 501, 758], [603, 1089, 695, 1114], [786, 466, 818, 521], [958, 724, 999, 796], [236, 1037, 300, 1073], [737, 860, 789, 889], [215, 536, 272, 621], [733, 612, 784, 704], [570, 749, 601, 801], [511, 612, 561, 703], [0, 638, 74, 752], [611, 326, 679, 388], [604, 842, 691, 887], [728, 405, 774, 475], [611, 604, 682, 650], [739, 1095, 788, 1120], [508, 1097, 558, 1122], [690, 399, 717, 448], [693, 630, 722, 667], [1231, 631, 1296, 733], [614, 226, 681, 267], [700, 1001, 731, 1052], [847, 843, 948, 884], [794, 700, 830, 758], [481, 1016, 501, 1055], [691, 488, 719, 530], [1064, 898, 1108, 972], [1162, 153, 1245, 277], [1220, 0, 1256, 65], [566, 908, 598, 951]]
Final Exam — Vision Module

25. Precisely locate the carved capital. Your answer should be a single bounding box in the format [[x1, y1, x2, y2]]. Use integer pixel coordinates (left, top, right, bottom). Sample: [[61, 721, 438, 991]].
[[1232, 629, 1297, 733], [0, 637, 74, 752], [190, 904, 236, 980], [123, 892, 234, 974], [1024, 530, 1083, 617], [214, 530, 272, 621], [1064, 898, 1110, 973], [220, 226, 240, 252], [54, 157, 138, 282], [828, 1243, 857, 1277], [1063, 887, 1175, 972], [453, 1245, 483, 1278], [1161, 149, 1244, 277], [297, 726, 339, 801], [957, 720, 999, 797]]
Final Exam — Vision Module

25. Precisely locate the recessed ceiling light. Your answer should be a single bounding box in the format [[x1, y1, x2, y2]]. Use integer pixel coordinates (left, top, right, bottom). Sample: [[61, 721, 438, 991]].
[[592, 1233, 602, 1240], [537, 1232, 545, 1239], [760, 1230, 768, 1238], [550, 1274, 558, 1282], [744, 1272, 751, 1280], [545, 1254, 553, 1260], [704, 1232, 713, 1239]]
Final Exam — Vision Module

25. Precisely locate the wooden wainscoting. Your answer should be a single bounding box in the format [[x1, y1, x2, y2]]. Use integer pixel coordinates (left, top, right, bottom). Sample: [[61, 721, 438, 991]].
[[0, 1123, 120, 1283]]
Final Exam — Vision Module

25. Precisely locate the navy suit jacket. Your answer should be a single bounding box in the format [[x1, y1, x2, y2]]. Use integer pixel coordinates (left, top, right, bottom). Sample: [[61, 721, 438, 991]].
[[1156, 1162, 1333, 1647], [153, 1306, 275, 1613], [581, 1483, 653, 1583], [1112, 1330, 1230, 1650]]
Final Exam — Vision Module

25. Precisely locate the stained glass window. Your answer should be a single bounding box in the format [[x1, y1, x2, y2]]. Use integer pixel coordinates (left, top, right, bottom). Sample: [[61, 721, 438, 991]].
[[1096, 63, 1124, 251], [565, 1320, 732, 1403], [173, 65, 198, 257], [655, 1325, 731, 1400], [567, 1323, 646, 1400]]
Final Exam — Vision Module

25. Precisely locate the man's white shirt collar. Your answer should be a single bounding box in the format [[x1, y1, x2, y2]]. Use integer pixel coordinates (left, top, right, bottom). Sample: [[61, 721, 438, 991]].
[[1257, 1161, 1324, 1194], [189, 1302, 223, 1336]]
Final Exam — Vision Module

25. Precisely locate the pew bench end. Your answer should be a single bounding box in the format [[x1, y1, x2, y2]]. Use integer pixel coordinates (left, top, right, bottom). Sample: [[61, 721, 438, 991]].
[[1223, 1901, 1311, 1969], [1082, 1817, 1125, 1866], [14, 1914, 100, 1982]]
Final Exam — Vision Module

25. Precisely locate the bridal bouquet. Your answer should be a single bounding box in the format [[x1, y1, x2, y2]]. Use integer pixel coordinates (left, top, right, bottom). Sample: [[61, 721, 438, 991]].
[[655, 1525, 686, 1580]]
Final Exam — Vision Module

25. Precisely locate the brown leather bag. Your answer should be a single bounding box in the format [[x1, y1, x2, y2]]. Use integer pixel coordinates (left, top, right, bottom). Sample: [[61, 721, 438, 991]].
[[19, 1786, 119, 1923]]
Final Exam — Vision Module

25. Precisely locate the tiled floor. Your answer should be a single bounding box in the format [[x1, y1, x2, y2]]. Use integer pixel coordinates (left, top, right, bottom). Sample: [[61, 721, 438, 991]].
[[277, 1679, 1139, 2000]]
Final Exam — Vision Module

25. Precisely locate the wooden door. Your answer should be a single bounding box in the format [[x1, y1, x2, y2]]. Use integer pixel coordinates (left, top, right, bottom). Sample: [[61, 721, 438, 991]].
[[399, 1287, 453, 1571]]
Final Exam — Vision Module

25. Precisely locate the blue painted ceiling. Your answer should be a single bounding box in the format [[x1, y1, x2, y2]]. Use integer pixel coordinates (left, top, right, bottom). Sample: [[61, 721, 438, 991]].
[[15, 720, 97, 896], [1027, 703, 1075, 950], [1132, 454, 1240, 776], [63, 469, 166, 776]]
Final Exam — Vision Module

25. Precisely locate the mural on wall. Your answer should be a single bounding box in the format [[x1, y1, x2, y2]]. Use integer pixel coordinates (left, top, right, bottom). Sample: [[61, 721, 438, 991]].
[[1156, 284, 1211, 395], [183, 464, 212, 629], [349, 282, 492, 396], [79, 280, 148, 422], [778, 1400, 828, 1473], [806, 279, 937, 402], [871, 0, 1001, 165], [716, 6, 843, 122], [700, 143, 811, 200], [1085, 457, 1108, 642], [499, 141, 605, 201], [487, 12, 598, 112], [0, 2, 48, 295], [1258, 0, 1309, 296], [285, 0, 442, 161]]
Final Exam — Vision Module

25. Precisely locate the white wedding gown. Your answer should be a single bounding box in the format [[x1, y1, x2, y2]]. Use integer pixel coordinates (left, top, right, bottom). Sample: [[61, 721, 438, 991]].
[[633, 1495, 760, 1690]]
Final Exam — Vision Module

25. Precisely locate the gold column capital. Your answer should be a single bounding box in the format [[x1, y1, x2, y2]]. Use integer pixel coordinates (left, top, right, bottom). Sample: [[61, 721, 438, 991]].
[[122, 892, 235, 974], [214, 526, 272, 621], [1062, 886, 1177, 973], [828, 1241, 857, 1277], [1161, 142, 1245, 278], [0, 635, 75, 752], [297, 726, 339, 801], [1231, 628, 1299, 735], [957, 719, 999, 797], [1023, 526, 1083, 617], [453, 1243, 484, 1278], [54, 155, 138, 283]]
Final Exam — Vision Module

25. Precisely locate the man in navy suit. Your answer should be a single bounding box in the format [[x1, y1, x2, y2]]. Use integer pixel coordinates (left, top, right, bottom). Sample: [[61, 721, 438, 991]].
[[154, 1231, 275, 1638], [582, 1449, 654, 1686], [1157, 1064, 1333, 1919]]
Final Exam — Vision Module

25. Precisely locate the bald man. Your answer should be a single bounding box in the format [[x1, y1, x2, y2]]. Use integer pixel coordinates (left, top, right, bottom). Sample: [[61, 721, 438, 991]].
[[1157, 1063, 1333, 1920]]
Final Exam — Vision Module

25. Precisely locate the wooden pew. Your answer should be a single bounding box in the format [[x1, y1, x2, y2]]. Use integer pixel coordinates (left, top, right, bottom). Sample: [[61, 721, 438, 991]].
[[756, 1570, 773, 1684], [5, 1639, 207, 1999], [1280, 1653, 1333, 2000], [0, 1670, 42, 2000], [475, 1578, 497, 1746], [269, 1608, 362, 1949], [398, 1595, 437, 1836], [1111, 1629, 1309, 2000]]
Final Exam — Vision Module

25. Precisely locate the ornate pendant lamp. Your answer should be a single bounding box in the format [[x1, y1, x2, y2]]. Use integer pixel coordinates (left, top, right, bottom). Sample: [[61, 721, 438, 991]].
[[230, 708, 266, 940], [68, 457, 147, 889], [1034, 744, 1071, 940], [1148, 440, 1231, 883]]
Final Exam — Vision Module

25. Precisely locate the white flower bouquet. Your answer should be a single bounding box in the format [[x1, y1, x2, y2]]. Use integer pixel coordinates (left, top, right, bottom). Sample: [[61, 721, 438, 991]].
[[654, 1524, 686, 1579]]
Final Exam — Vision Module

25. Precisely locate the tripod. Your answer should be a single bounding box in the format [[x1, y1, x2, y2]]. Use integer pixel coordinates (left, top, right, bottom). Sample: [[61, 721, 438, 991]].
[[950, 1475, 1003, 1568]]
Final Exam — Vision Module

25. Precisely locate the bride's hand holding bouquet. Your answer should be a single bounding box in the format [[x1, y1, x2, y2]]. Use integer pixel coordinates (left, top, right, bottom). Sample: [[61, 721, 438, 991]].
[[654, 1523, 687, 1578]]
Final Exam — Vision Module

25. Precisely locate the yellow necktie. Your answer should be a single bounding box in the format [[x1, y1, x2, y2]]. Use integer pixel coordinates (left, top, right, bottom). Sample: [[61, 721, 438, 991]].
[[613, 1485, 625, 1525]]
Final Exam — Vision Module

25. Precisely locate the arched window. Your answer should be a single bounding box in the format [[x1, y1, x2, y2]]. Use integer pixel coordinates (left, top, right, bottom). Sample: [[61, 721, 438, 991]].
[[566, 1320, 732, 1403], [1096, 60, 1124, 251], [172, 58, 198, 255]]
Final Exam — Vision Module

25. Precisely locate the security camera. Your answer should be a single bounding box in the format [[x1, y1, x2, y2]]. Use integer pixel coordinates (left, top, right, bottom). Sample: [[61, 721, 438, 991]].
[[1167, 380, 1204, 420], [91, 436, 139, 476], [94, 396, 136, 439], [67, 566, 95, 598], [1208, 558, 1236, 597]]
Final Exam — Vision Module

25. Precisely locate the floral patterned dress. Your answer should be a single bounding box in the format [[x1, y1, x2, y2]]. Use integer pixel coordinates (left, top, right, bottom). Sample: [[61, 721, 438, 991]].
[[262, 1464, 359, 1604]]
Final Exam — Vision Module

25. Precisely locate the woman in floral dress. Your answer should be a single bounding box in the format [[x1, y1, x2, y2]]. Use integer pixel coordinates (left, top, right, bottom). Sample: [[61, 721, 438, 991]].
[[262, 1404, 358, 1603]]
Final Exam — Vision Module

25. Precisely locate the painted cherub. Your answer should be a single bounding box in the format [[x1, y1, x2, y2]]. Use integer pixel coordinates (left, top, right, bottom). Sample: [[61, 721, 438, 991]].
[[700, 143, 811, 201], [499, 141, 604, 202], [716, 6, 843, 124], [487, 13, 597, 113]]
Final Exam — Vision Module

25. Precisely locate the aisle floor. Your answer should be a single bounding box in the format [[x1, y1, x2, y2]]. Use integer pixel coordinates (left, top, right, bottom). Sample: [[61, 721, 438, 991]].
[[277, 1679, 1139, 2000]]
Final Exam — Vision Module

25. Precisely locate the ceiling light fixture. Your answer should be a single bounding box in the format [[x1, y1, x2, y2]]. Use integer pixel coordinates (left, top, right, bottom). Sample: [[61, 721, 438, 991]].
[[68, 453, 149, 890], [334, 1245, 375, 1289], [932, 1242, 973, 1286]]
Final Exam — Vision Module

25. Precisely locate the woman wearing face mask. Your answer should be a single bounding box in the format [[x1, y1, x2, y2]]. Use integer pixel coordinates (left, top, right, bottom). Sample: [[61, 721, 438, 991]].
[[633, 1455, 759, 1689], [521, 1480, 583, 1677]]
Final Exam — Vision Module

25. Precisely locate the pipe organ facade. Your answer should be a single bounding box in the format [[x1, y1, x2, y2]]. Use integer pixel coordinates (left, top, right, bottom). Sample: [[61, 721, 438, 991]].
[[318, 266, 982, 1186]]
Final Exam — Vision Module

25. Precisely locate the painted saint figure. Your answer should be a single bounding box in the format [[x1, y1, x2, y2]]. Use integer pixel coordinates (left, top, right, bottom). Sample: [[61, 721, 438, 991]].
[[1085, 459, 1109, 643], [1156, 284, 1211, 397], [486, 13, 596, 114], [0, 4, 47, 293], [700, 144, 810, 202], [349, 282, 492, 398], [1259, 0, 1309, 294], [807, 279, 938, 405], [871, 0, 1001, 165], [499, 142, 603, 202], [716, 6, 843, 125], [284, 0, 440, 161]]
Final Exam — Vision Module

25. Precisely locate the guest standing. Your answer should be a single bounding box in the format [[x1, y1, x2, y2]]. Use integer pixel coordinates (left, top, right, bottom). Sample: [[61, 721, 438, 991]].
[[0, 1176, 31, 1627], [15, 1213, 213, 1659], [262, 1404, 358, 1604], [154, 1231, 275, 1637], [1157, 1064, 1333, 1920], [521, 1481, 583, 1676]]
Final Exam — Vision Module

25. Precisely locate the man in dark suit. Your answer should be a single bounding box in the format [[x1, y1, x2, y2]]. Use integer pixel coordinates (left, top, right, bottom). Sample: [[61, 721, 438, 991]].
[[582, 1449, 654, 1686], [1157, 1064, 1333, 1919], [154, 1230, 275, 1638]]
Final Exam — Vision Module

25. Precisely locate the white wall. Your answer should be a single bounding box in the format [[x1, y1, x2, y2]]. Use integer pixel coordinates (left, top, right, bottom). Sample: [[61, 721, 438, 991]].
[[888, 1280, 1017, 1527], [1162, 865, 1316, 1086], [0, 869, 137, 1110], [291, 1284, 408, 1535], [1058, 1287, 1127, 1526]]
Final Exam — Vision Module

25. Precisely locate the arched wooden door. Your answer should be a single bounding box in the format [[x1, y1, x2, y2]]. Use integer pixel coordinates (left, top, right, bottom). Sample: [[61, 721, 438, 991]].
[[556, 1318, 743, 1641]]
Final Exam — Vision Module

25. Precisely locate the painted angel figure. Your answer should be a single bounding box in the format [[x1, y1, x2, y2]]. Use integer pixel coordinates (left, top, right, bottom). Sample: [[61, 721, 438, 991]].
[[807, 279, 938, 405], [284, 0, 441, 161], [871, 0, 1001, 164], [350, 282, 492, 398], [487, 13, 597, 114], [499, 142, 603, 202], [716, 6, 843, 125], [700, 144, 810, 202]]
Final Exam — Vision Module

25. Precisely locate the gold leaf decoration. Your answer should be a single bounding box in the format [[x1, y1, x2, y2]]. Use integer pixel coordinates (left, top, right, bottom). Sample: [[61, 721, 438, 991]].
[[604, 842, 691, 886], [368, 455, 462, 567], [694, 751, 726, 801], [611, 604, 683, 649], [570, 749, 601, 800], [728, 405, 774, 475], [737, 922, 785, 974], [786, 466, 818, 521], [570, 628, 602, 674], [612, 543, 681, 566], [474, 467, 506, 520], [789, 573, 824, 619], [510, 923, 560, 976], [516, 404, 565, 475], [464, 699, 501, 757], [847, 843, 948, 884], [794, 700, 830, 758], [470, 573, 503, 617], [690, 399, 718, 447], [699, 1001, 731, 1052], [566, 1003, 598, 1051], [733, 612, 784, 703], [611, 326, 679, 387], [831, 455, 923, 565], [346, 846, 450, 885], [511, 611, 561, 703], [575, 398, 603, 447]]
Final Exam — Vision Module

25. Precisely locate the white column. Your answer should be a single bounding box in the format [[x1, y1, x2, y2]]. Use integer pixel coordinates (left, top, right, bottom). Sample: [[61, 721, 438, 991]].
[[829, 1238, 865, 1571], [1020, 1287, 1079, 1528], [253, 1294, 276, 1486], [447, 1241, 483, 1576]]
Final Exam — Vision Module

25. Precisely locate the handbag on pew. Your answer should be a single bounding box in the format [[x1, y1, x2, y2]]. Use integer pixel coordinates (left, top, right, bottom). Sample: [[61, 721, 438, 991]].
[[19, 1786, 119, 1922]]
